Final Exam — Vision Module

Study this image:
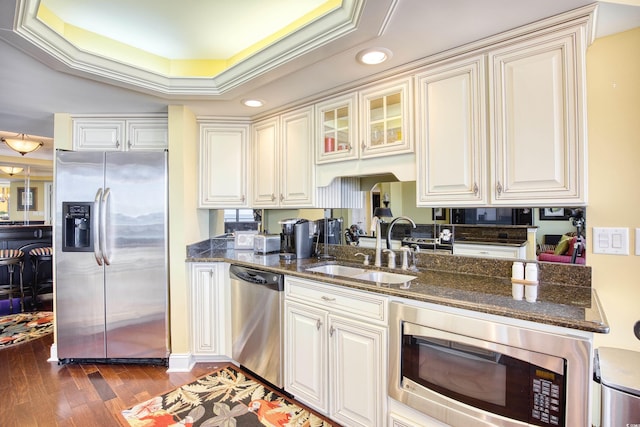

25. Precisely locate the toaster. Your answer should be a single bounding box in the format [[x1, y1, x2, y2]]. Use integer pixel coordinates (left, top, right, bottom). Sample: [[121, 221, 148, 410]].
[[253, 234, 280, 254]]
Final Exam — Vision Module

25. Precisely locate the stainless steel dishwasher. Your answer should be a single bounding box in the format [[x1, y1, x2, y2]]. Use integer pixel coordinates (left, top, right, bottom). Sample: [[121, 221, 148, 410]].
[[230, 264, 284, 388]]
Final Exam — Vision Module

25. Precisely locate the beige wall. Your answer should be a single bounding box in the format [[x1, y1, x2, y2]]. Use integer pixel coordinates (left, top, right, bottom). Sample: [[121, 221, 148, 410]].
[[588, 27, 640, 350], [167, 105, 210, 354]]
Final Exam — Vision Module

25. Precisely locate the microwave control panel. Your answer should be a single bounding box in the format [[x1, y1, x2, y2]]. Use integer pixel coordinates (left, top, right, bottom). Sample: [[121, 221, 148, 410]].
[[530, 367, 565, 426]]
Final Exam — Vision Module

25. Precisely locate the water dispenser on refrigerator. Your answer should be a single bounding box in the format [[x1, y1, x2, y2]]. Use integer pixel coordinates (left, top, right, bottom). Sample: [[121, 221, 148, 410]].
[[62, 202, 93, 252]]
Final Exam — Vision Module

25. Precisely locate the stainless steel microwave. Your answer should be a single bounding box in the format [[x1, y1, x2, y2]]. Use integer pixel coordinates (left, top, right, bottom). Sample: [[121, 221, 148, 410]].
[[389, 302, 593, 426]]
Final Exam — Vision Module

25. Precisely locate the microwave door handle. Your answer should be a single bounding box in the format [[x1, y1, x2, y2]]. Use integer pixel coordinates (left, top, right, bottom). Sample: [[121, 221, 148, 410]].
[[93, 188, 104, 266], [101, 187, 111, 265]]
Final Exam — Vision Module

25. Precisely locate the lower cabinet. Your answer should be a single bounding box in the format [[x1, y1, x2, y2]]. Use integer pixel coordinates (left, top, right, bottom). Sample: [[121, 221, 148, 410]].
[[189, 262, 229, 358], [284, 276, 387, 427]]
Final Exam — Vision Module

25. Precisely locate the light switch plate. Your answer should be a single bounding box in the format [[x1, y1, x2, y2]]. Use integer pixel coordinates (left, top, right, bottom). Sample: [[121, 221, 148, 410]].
[[593, 227, 629, 255]]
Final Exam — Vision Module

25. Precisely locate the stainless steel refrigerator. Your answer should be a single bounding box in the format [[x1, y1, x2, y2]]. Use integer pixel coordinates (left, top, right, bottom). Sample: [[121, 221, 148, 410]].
[[55, 150, 168, 363]]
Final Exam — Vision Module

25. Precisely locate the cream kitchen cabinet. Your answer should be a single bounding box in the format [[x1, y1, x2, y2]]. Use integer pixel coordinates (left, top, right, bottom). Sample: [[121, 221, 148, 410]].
[[415, 20, 588, 207], [198, 121, 250, 208], [487, 24, 588, 205], [284, 276, 387, 427], [73, 117, 168, 151], [415, 54, 487, 206], [189, 262, 229, 358], [359, 77, 413, 159], [315, 92, 358, 164], [252, 106, 315, 208]]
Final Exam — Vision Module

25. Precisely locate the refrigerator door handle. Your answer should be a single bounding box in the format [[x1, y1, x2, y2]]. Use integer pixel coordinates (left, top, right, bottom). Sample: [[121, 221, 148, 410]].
[[101, 187, 111, 265], [94, 188, 104, 266]]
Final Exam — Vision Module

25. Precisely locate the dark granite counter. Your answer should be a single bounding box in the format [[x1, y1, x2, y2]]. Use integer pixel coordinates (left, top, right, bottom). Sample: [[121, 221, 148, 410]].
[[186, 239, 608, 334]]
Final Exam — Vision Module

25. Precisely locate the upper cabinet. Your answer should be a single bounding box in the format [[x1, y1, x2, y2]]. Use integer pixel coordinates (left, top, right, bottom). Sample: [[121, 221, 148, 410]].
[[252, 106, 315, 208], [416, 19, 588, 207], [488, 25, 587, 205], [73, 117, 168, 151], [315, 92, 358, 164], [199, 121, 250, 208], [415, 55, 487, 206], [359, 78, 413, 159]]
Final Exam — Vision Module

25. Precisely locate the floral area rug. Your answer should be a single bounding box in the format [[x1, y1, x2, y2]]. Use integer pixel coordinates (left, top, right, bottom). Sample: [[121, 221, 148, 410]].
[[122, 365, 338, 427], [0, 311, 54, 348]]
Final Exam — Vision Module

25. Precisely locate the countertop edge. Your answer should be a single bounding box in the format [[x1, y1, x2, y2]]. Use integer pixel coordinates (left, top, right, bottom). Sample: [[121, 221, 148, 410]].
[[185, 254, 609, 334]]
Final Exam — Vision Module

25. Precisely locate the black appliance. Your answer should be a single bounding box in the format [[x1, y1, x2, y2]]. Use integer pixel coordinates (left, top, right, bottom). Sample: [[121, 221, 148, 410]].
[[278, 218, 313, 259]]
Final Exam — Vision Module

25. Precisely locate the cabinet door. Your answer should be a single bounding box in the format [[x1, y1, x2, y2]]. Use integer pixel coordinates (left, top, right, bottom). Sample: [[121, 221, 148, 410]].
[[416, 55, 487, 206], [359, 78, 412, 158], [488, 27, 587, 205], [199, 123, 249, 207], [127, 119, 168, 151], [251, 117, 279, 207], [280, 106, 315, 207], [189, 263, 222, 355], [316, 93, 358, 163], [329, 315, 386, 427], [284, 301, 328, 413], [73, 119, 125, 151]]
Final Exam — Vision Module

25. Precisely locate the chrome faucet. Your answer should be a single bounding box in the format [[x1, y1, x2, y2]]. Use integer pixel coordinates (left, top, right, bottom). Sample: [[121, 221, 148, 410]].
[[386, 216, 417, 249]]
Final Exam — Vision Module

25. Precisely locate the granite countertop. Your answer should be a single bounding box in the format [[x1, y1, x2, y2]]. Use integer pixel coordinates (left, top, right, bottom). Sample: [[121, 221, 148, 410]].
[[186, 244, 609, 334]]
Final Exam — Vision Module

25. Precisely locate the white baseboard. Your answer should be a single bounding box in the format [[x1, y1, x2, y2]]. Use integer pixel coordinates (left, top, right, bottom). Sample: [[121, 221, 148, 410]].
[[167, 353, 195, 372], [48, 343, 58, 362], [167, 353, 233, 372]]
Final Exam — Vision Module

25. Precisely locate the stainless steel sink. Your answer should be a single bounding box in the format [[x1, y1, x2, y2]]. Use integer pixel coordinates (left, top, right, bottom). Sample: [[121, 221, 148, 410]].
[[352, 271, 417, 284], [306, 264, 417, 285], [305, 265, 367, 276]]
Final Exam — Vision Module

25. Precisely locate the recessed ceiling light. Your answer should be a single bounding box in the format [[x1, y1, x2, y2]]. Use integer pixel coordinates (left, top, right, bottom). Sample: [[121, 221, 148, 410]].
[[356, 47, 393, 65], [242, 99, 265, 108]]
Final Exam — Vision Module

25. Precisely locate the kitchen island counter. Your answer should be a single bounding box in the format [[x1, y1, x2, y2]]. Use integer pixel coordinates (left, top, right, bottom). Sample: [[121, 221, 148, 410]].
[[186, 245, 608, 334]]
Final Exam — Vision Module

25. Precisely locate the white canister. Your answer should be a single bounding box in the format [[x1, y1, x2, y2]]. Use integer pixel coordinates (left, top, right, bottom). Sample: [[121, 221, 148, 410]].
[[525, 284, 538, 302], [525, 263, 538, 282], [512, 282, 524, 300], [511, 262, 524, 280]]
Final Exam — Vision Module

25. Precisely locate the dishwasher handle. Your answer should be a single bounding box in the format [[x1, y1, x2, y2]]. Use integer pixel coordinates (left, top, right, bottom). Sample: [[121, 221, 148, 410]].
[[229, 264, 284, 291]]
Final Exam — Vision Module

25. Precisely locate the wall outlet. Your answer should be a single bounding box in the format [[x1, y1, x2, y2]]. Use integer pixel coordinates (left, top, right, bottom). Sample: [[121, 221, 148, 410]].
[[593, 227, 629, 255]]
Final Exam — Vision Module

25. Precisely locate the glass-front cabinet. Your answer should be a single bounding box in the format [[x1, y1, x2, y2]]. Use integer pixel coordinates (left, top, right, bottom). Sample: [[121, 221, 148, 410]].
[[315, 93, 358, 164], [359, 77, 412, 159]]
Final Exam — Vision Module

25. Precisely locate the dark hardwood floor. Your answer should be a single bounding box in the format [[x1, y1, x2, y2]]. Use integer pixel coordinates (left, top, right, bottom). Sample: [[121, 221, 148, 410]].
[[2, 296, 336, 427], [1, 295, 227, 426], [0, 331, 226, 426]]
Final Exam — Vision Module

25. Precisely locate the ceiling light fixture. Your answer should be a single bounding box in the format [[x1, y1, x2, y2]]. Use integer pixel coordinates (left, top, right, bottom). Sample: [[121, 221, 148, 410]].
[[1, 133, 44, 156], [356, 47, 393, 65], [242, 99, 265, 108], [0, 166, 24, 176]]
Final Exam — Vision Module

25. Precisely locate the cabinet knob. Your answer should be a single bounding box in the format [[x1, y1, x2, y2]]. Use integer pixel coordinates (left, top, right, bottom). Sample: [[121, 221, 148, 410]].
[[115, 140, 120, 148], [321, 295, 336, 302], [496, 182, 503, 194], [270, 193, 276, 202], [241, 195, 245, 202], [473, 183, 479, 195], [279, 194, 284, 202], [361, 141, 366, 151], [329, 326, 335, 337], [128, 140, 132, 149], [316, 319, 322, 330]]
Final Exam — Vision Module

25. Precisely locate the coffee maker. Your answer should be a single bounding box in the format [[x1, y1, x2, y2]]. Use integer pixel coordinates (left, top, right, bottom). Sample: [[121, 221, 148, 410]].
[[279, 218, 313, 259]]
